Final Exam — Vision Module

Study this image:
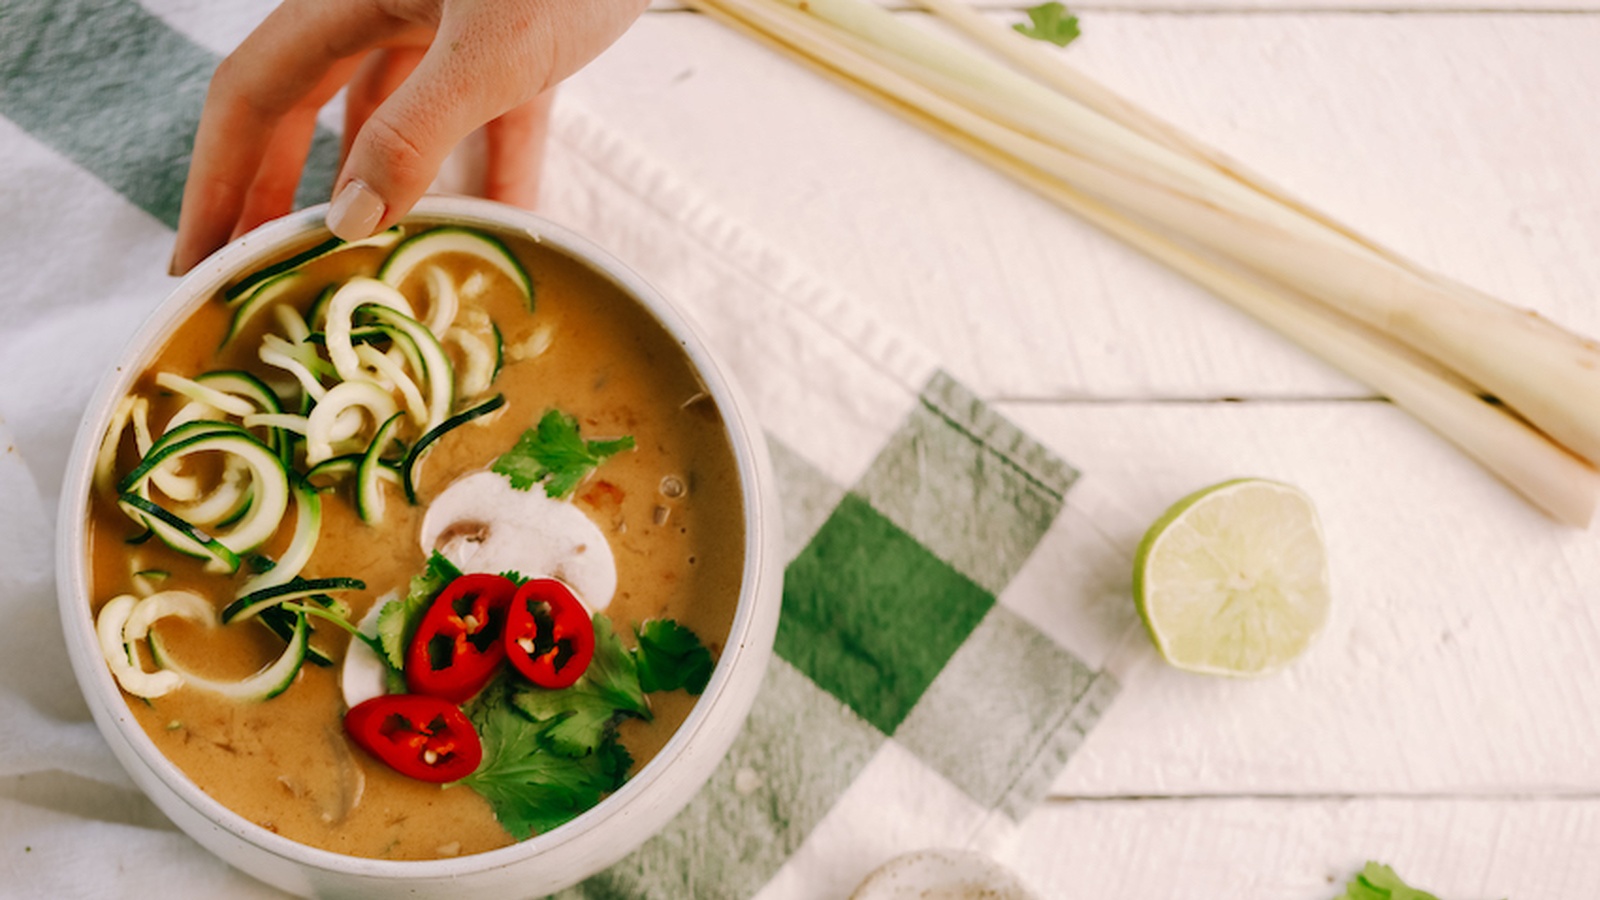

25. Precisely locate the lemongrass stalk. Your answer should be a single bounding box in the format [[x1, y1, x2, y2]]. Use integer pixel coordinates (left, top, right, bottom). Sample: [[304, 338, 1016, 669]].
[[1095, 171, 1600, 469], [769, 0, 1539, 332], [694, 0, 1600, 471], [927, 0, 1600, 435], [697, 0, 1211, 217], [913, 0, 1568, 329], [715, 0, 1429, 288], [814, 0, 1600, 468], [913, 0, 1586, 325], [1022, 170, 1600, 528], [688, 0, 1600, 525], [756, 0, 1382, 260], [911, 0, 1403, 262], [916, 0, 1200, 155]]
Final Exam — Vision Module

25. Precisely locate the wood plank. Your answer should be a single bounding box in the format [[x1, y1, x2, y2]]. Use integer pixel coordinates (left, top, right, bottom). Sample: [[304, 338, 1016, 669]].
[[994, 795, 1600, 899], [569, 10, 1600, 400], [988, 400, 1600, 795]]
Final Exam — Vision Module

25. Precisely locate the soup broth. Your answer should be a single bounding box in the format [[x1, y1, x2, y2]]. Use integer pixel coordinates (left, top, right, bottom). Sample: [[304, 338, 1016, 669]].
[[87, 223, 744, 860]]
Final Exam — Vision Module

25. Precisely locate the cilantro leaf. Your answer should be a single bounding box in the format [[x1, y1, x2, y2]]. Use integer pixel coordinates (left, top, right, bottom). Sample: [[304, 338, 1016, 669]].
[[633, 619, 715, 695], [504, 614, 667, 756], [511, 683, 626, 758], [582, 614, 649, 718], [375, 551, 460, 677], [491, 410, 635, 499], [595, 736, 634, 787], [451, 612, 706, 842], [463, 689, 609, 837], [509, 613, 653, 758], [1335, 863, 1442, 900], [1014, 2, 1080, 48], [462, 679, 633, 840]]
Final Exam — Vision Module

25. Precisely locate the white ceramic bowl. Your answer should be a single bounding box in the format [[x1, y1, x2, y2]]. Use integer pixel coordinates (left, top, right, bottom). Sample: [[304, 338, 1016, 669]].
[[55, 196, 783, 898]]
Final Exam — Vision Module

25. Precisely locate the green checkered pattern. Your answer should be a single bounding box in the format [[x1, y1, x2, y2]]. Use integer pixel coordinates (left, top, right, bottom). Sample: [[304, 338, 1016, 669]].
[[2, 2, 1119, 895], [560, 372, 1115, 898]]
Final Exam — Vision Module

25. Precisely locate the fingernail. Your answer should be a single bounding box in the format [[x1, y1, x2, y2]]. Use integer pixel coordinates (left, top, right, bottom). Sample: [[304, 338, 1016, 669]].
[[327, 179, 385, 240], [168, 247, 183, 277]]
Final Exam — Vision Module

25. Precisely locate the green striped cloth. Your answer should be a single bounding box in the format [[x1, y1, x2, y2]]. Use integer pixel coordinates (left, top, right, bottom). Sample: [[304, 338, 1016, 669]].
[[0, 2, 1132, 896]]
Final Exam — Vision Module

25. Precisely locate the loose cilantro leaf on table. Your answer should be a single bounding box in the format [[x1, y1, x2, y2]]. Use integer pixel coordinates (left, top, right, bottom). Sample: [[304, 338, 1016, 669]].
[[1014, 2, 1080, 48], [491, 410, 635, 499], [1335, 862, 1442, 900], [633, 619, 715, 695]]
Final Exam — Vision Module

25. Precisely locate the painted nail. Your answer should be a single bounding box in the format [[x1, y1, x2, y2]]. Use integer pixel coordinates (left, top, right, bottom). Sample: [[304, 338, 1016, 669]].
[[326, 179, 385, 240]]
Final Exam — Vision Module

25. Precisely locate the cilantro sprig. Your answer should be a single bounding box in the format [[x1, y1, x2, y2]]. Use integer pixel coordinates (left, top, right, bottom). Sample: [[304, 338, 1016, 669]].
[[512, 615, 649, 755], [634, 619, 715, 695], [462, 677, 632, 839], [1014, 2, 1080, 48], [456, 614, 715, 839], [372, 553, 717, 840], [373, 552, 461, 690], [1335, 863, 1442, 900], [491, 410, 635, 499]]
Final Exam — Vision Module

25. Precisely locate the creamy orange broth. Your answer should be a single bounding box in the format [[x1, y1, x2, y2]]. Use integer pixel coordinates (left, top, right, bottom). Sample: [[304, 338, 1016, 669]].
[[87, 227, 744, 860]]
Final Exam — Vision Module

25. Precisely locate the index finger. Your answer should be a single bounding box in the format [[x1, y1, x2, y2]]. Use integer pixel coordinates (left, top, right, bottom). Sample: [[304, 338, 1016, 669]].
[[171, 0, 430, 274]]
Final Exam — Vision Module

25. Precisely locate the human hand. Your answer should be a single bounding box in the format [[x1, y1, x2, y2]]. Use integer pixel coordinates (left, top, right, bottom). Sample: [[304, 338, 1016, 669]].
[[170, 0, 649, 275]]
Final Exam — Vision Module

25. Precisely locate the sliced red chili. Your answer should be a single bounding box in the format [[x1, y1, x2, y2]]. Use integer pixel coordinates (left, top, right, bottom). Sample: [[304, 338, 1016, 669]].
[[344, 694, 483, 783], [406, 572, 515, 703], [504, 578, 595, 689]]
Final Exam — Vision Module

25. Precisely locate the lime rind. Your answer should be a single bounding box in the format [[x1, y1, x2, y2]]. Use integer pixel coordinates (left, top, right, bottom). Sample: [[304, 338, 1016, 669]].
[[1133, 478, 1331, 677]]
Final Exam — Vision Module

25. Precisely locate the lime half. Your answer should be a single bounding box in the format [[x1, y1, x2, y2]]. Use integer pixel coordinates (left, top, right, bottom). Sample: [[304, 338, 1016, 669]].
[[1133, 478, 1330, 676]]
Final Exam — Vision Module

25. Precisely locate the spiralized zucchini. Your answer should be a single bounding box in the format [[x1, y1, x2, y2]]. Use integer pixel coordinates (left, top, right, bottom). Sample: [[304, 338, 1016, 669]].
[[96, 225, 533, 703]]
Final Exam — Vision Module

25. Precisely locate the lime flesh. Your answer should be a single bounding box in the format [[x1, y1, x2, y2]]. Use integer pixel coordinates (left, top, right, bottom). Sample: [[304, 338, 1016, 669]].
[[1133, 479, 1330, 676]]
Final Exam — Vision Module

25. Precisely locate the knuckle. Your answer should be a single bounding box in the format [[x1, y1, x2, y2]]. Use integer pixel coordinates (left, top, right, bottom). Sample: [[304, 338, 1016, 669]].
[[358, 114, 430, 184]]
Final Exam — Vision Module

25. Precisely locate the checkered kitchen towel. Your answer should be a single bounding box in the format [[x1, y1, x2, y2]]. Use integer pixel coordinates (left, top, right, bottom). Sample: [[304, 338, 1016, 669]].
[[0, 2, 1137, 897]]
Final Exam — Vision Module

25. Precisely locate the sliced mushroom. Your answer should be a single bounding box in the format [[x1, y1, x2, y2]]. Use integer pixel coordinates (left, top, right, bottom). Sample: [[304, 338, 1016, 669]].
[[418, 471, 617, 610]]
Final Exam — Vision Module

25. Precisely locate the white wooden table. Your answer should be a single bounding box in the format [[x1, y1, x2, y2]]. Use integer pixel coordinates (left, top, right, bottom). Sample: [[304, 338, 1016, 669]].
[[567, 3, 1600, 896]]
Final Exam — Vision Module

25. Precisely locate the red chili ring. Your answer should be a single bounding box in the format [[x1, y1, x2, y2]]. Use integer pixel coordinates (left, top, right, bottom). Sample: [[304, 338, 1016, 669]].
[[344, 693, 483, 783], [405, 572, 516, 703], [504, 578, 595, 689]]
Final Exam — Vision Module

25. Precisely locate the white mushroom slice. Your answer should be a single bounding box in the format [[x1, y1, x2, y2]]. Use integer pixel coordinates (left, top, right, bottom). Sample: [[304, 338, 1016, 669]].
[[419, 471, 617, 610], [341, 596, 393, 710]]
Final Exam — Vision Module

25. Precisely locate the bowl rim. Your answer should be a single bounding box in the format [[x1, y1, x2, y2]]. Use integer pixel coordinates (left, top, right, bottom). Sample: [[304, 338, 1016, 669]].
[[54, 196, 779, 880]]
